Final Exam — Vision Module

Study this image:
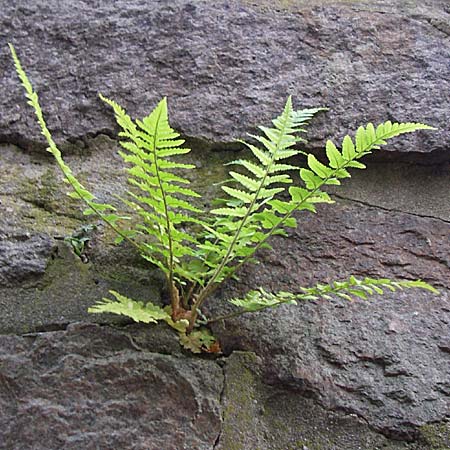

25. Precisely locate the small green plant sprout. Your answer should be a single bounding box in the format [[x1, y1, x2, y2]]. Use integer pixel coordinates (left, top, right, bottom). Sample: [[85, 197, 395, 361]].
[[64, 224, 97, 261], [10, 44, 438, 353]]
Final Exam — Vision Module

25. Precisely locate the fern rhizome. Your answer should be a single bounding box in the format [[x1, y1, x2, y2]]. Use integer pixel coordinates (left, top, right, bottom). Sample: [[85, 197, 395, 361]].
[[10, 44, 438, 353]]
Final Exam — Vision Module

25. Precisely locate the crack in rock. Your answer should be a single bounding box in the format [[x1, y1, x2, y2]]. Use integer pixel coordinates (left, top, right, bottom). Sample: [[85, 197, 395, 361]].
[[332, 194, 450, 224]]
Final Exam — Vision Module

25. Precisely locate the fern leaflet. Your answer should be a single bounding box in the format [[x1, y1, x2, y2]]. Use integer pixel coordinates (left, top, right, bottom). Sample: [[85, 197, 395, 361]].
[[88, 290, 170, 323]]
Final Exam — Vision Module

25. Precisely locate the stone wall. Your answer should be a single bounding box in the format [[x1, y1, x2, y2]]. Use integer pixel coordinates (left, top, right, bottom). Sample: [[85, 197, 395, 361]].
[[0, 1, 449, 448]]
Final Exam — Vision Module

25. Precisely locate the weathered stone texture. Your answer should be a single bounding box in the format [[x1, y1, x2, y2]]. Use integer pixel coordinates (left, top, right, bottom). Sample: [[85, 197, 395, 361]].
[[217, 352, 419, 449], [0, 229, 55, 287], [1, 0, 449, 156], [0, 0, 449, 448], [209, 201, 450, 439], [0, 323, 223, 450]]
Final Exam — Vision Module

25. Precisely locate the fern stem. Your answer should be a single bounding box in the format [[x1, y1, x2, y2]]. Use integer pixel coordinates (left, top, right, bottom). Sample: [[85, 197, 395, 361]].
[[205, 305, 271, 324], [182, 282, 197, 308], [149, 106, 178, 309]]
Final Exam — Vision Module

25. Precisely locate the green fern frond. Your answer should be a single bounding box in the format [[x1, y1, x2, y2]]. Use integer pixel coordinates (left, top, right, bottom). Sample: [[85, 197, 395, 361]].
[[100, 94, 206, 288], [195, 103, 329, 301], [88, 290, 170, 323], [228, 276, 438, 313], [208, 118, 436, 300], [236, 119, 437, 264], [9, 44, 138, 249], [297, 120, 435, 199], [194, 98, 324, 309]]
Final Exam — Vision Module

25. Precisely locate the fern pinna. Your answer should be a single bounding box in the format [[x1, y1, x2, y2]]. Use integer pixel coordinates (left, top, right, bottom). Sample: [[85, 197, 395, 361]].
[[10, 44, 438, 353]]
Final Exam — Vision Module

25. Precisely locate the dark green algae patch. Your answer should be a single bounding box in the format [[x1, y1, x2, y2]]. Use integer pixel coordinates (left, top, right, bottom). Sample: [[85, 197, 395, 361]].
[[0, 240, 164, 335], [0, 135, 229, 335], [418, 422, 450, 450]]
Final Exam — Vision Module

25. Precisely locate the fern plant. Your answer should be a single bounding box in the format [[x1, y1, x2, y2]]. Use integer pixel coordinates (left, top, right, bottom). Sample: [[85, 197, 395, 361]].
[[10, 44, 438, 353]]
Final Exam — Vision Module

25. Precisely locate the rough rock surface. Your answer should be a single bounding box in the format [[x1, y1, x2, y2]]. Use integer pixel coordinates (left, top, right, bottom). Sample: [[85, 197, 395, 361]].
[[0, 228, 55, 287], [0, 1, 449, 449], [217, 352, 448, 450], [0, 323, 223, 450], [1, 0, 449, 157], [209, 201, 450, 440], [0, 140, 166, 333]]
